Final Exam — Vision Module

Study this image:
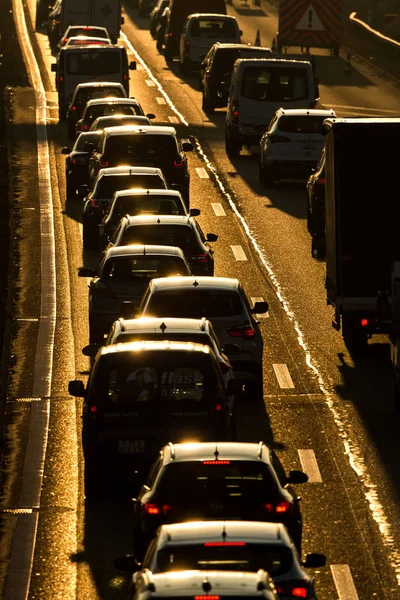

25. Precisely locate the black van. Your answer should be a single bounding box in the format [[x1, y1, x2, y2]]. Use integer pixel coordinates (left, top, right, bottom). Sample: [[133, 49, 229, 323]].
[[69, 341, 236, 494], [164, 0, 226, 61]]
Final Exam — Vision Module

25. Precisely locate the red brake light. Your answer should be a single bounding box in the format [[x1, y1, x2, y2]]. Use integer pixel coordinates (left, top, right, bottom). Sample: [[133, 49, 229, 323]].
[[192, 253, 208, 263], [90, 405, 97, 413], [174, 158, 183, 167], [262, 501, 290, 514], [317, 177, 326, 185], [71, 106, 77, 111], [99, 160, 109, 167], [361, 318, 369, 327], [215, 403, 222, 412], [144, 503, 173, 515], [169, 32, 173, 37], [195, 597, 220, 600], [123, 74, 128, 80], [227, 325, 255, 339], [202, 460, 230, 465], [82, 124, 89, 131], [90, 198, 99, 207], [276, 581, 308, 599], [204, 542, 246, 547]]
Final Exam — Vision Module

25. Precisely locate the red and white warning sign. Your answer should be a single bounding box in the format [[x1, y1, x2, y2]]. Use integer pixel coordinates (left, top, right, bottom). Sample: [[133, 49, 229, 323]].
[[295, 4, 325, 31]]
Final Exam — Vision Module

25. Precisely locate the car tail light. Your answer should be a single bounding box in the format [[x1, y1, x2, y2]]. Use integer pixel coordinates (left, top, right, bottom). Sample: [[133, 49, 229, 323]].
[[174, 158, 183, 167], [63, 37, 69, 43], [361, 318, 369, 327], [144, 503, 173, 515], [123, 73, 128, 81], [82, 124, 89, 131], [90, 199, 99, 207], [195, 596, 220, 600], [275, 579, 309, 599], [90, 405, 97, 413], [169, 32, 173, 37], [185, 40, 190, 51], [227, 325, 255, 339], [262, 501, 291, 514], [71, 158, 81, 165], [55, 19, 60, 24], [99, 160, 109, 167], [204, 542, 246, 547], [71, 106, 77, 111], [215, 403, 222, 411], [269, 134, 290, 144], [192, 253, 208, 264], [317, 177, 326, 185], [202, 460, 230, 465]]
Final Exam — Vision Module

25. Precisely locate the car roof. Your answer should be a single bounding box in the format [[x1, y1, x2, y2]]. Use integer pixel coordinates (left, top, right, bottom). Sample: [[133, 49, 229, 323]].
[[65, 25, 108, 33], [85, 97, 141, 107], [113, 189, 183, 199], [66, 36, 110, 44], [74, 81, 124, 91], [99, 340, 212, 357], [147, 276, 240, 292], [122, 215, 194, 226], [275, 108, 336, 117], [235, 57, 311, 67], [157, 521, 291, 545], [102, 125, 177, 137], [93, 116, 149, 124], [160, 441, 273, 465], [189, 13, 237, 19], [97, 166, 165, 177], [114, 316, 212, 335], [103, 244, 186, 259], [59, 44, 123, 53], [213, 43, 271, 52]]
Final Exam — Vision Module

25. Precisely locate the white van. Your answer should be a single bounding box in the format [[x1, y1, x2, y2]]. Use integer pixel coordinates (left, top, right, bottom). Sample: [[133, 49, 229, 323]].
[[60, 0, 123, 44], [51, 44, 136, 119], [179, 13, 242, 73], [225, 58, 319, 157]]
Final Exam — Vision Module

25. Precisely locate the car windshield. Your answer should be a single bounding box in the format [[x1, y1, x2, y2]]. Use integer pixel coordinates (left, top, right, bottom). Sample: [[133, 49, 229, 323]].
[[155, 543, 294, 577], [66, 51, 121, 75], [241, 67, 308, 102], [87, 104, 142, 122], [74, 133, 101, 151], [120, 225, 197, 251], [109, 196, 184, 219], [104, 136, 178, 162], [156, 461, 278, 501], [277, 115, 326, 134], [93, 351, 220, 405], [101, 256, 188, 279], [146, 290, 244, 318], [95, 176, 165, 198], [192, 19, 237, 39]]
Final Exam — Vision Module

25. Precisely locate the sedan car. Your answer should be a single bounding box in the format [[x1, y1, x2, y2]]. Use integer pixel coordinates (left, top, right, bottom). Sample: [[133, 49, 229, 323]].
[[306, 147, 326, 259], [88, 126, 192, 206], [259, 108, 336, 187], [57, 24, 110, 49], [99, 189, 198, 245], [81, 166, 169, 249], [137, 276, 268, 398], [133, 441, 307, 552], [106, 215, 217, 275], [61, 131, 103, 199], [117, 520, 326, 600], [89, 114, 152, 132], [75, 98, 154, 138], [78, 245, 191, 342]]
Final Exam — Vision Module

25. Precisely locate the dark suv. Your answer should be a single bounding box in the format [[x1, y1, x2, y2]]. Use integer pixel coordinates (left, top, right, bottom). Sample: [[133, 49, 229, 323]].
[[88, 125, 193, 206], [68, 341, 235, 494], [200, 43, 272, 112]]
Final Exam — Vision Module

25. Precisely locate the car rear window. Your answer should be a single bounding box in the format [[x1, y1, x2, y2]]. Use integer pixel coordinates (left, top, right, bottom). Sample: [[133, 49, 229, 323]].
[[68, 27, 109, 39], [155, 543, 293, 576], [241, 66, 308, 102], [88, 104, 143, 121], [76, 88, 125, 108], [66, 50, 121, 75], [191, 19, 237, 39], [110, 196, 184, 219], [120, 225, 197, 251], [212, 49, 270, 77], [146, 290, 244, 318], [96, 175, 166, 197], [101, 256, 188, 279], [105, 135, 178, 162], [74, 133, 101, 151], [277, 115, 326, 134], [113, 332, 213, 346]]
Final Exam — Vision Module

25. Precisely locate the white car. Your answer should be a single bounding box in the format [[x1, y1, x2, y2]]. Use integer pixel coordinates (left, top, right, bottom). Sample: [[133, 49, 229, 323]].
[[259, 108, 336, 187]]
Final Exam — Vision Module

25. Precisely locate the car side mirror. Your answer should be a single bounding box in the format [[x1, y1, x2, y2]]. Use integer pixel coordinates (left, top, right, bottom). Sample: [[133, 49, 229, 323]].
[[61, 147, 71, 154], [114, 555, 140, 572], [78, 267, 95, 277], [206, 233, 218, 242], [182, 141, 193, 152], [287, 470, 309, 484], [79, 184, 89, 198], [82, 343, 99, 357], [146, 113, 156, 120], [189, 208, 200, 217], [68, 380, 85, 397], [302, 553, 326, 568], [51, 63, 57, 72], [251, 301, 268, 314], [129, 60, 136, 70]]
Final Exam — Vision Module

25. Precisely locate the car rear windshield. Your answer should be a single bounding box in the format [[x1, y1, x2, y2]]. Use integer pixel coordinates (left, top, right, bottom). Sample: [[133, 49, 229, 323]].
[[155, 543, 293, 576], [191, 19, 237, 39], [146, 290, 244, 318], [241, 66, 308, 102], [110, 196, 184, 219], [87, 104, 143, 122], [92, 351, 220, 405], [156, 461, 278, 501], [95, 176, 165, 197], [66, 50, 122, 75], [76, 88, 125, 108], [112, 332, 214, 347], [277, 115, 326, 134], [212, 49, 271, 77], [68, 27, 109, 39], [74, 133, 101, 151], [104, 135, 178, 162], [120, 225, 197, 251], [101, 256, 188, 279]]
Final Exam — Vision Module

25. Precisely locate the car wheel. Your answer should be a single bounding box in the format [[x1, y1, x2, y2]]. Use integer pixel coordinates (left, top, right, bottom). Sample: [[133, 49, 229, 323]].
[[261, 164, 274, 188], [35, 1, 48, 29], [164, 46, 174, 63], [83, 222, 98, 249], [225, 132, 241, 158], [202, 93, 215, 113], [306, 200, 314, 234], [66, 177, 75, 200], [179, 59, 190, 74], [89, 321, 103, 345], [67, 123, 75, 140], [342, 315, 368, 353], [247, 363, 263, 403], [311, 233, 325, 259], [84, 460, 101, 499]]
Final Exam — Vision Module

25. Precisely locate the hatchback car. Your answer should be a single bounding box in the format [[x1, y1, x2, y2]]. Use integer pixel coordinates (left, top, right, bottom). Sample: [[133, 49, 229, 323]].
[[65, 82, 127, 139], [75, 97, 153, 138], [61, 131, 103, 199], [99, 189, 198, 245], [119, 521, 326, 600], [306, 147, 326, 259], [138, 276, 268, 397], [131, 570, 280, 600], [179, 14, 242, 73], [259, 108, 336, 187], [68, 341, 235, 493], [107, 215, 217, 275], [200, 43, 272, 112], [88, 126, 193, 206], [133, 441, 307, 552], [89, 114, 152, 132], [79, 245, 191, 342], [81, 167, 169, 248], [57, 24, 111, 49]]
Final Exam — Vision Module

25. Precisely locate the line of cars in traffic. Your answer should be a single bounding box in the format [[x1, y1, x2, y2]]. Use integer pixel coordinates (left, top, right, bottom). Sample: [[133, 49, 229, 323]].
[[37, 3, 330, 597]]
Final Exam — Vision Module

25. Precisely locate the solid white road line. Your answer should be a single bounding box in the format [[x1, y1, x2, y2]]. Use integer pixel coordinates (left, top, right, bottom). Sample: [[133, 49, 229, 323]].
[[251, 296, 269, 318], [195, 167, 209, 179], [211, 202, 226, 217], [331, 564, 359, 600], [156, 97, 166, 104], [168, 116, 179, 124], [145, 78, 155, 86], [298, 449, 322, 483], [273, 364, 295, 389], [231, 245, 247, 261]]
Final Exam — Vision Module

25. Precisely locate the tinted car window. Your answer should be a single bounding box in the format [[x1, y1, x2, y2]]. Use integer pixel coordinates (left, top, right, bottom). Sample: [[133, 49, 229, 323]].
[[110, 196, 184, 218], [277, 115, 326, 134], [74, 133, 101, 151], [75, 87, 125, 108], [113, 332, 213, 346], [193, 19, 237, 38], [155, 543, 294, 576], [212, 49, 271, 76], [66, 51, 121, 75], [120, 225, 197, 250], [146, 290, 243, 318], [88, 105, 142, 121], [101, 256, 188, 278], [96, 175, 165, 197], [241, 67, 308, 102], [104, 136, 178, 161]]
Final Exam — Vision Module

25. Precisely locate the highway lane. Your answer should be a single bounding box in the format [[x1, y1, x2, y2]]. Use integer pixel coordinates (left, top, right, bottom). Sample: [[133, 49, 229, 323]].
[[1, 0, 400, 598]]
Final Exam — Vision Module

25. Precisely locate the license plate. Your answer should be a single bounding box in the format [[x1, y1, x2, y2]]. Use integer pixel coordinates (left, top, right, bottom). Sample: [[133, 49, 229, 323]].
[[301, 140, 316, 150], [118, 439, 145, 454]]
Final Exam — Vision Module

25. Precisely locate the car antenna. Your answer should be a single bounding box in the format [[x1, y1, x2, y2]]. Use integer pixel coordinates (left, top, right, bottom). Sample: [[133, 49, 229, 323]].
[[193, 280, 199, 287], [202, 579, 212, 592], [214, 445, 219, 460]]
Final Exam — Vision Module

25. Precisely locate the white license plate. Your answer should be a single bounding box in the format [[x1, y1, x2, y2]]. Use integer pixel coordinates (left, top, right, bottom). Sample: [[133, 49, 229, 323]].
[[118, 440, 145, 454]]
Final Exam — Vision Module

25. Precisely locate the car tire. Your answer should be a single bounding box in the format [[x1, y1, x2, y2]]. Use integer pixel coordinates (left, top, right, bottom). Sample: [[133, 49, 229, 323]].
[[306, 200, 314, 234], [247, 363, 263, 403], [84, 460, 101, 498], [179, 59, 190, 74], [83, 222, 98, 249], [164, 46, 174, 63], [89, 321, 103, 345], [225, 132, 241, 158], [35, 1, 48, 29], [342, 315, 368, 353], [66, 177, 75, 200], [261, 164, 274, 188], [202, 93, 215, 113], [311, 233, 325, 259], [67, 123, 75, 140]]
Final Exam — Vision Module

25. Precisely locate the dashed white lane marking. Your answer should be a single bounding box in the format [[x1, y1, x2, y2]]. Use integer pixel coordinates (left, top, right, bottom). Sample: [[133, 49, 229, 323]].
[[273, 364, 295, 389], [196, 167, 209, 179], [331, 565, 359, 600], [145, 79, 155, 86], [168, 116, 179, 124], [230, 245, 247, 261], [298, 449, 322, 483], [251, 296, 269, 318], [156, 97, 166, 104], [212, 203, 226, 217]]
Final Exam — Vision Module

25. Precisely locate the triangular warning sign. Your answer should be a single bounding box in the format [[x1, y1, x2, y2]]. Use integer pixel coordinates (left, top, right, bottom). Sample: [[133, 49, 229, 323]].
[[295, 5, 325, 31]]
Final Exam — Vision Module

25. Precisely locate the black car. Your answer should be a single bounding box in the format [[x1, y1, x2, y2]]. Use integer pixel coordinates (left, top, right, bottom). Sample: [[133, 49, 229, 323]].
[[133, 441, 308, 553], [88, 126, 193, 207], [36, 0, 53, 29], [68, 342, 236, 494], [61, 131, 103, 199], [75, 97, 151, 139], [47, 0, 62, 49], [200, 43, 272, 112], [107, 214, 217, 275], [80, 166, 169, 249], [306, 147, 326, 259], [150, 0, 169, 38]]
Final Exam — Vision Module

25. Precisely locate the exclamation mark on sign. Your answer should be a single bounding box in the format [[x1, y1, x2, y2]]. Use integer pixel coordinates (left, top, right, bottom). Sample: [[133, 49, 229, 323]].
[[308, 9, 313, 28]]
